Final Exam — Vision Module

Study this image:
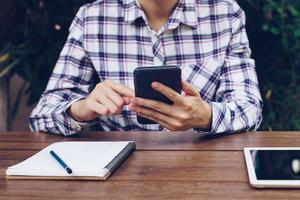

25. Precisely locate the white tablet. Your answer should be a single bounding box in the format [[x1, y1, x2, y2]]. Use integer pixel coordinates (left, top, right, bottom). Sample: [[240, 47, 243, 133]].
[[244, 147, 300, 188]]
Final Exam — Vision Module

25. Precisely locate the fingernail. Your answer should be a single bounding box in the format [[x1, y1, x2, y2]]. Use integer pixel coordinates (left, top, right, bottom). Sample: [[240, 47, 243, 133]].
[[123, 97, 129, 104], [152, 82, 159, 88]]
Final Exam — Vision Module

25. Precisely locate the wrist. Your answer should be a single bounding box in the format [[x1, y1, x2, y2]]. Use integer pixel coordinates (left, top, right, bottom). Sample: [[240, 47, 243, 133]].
[[193, 101, 212, 130], [68, 100, 88, 122]]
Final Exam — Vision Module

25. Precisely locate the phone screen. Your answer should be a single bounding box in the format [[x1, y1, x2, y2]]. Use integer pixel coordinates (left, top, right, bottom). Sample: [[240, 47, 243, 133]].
[[133, 66, 182, 124]]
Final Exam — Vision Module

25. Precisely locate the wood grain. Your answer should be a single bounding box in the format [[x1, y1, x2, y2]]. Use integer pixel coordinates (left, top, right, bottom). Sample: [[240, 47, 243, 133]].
[[1, 180, 300, 200], [0, 151, 248, 182], [1, 131, 300, 199], [0, 131, 300, 150]]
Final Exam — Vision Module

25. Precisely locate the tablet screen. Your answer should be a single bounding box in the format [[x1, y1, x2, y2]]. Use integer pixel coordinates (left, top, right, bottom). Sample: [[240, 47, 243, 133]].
[[251, 150, 300, 180]]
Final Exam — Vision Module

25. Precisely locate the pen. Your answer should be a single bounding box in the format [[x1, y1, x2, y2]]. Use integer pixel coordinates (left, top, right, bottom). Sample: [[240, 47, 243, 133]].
[[49, 150, 73, 174]]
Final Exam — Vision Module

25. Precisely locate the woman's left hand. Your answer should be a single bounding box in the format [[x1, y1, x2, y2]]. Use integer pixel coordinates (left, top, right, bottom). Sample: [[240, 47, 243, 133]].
[[129, 81, 212, 131]]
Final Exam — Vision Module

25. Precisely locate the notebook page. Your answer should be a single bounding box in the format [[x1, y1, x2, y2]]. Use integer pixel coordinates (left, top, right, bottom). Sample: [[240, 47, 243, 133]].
[[6, 141, 131, 177]]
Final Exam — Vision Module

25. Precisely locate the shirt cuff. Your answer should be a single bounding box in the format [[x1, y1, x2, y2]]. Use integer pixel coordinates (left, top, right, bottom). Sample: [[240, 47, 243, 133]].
[[55, 98, 97, 135], [193, 102, 229, 135]]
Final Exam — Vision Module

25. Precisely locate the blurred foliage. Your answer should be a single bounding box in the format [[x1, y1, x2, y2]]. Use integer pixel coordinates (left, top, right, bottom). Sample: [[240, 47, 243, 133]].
[[239, 0, 300, 131], [0, 0, 94, 102], [0, 0, 93, 118], [0, 0, 299, 130]]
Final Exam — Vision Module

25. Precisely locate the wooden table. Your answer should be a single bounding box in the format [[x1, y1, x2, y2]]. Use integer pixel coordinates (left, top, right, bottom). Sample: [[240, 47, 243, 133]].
[[1, 131, 300, 199]]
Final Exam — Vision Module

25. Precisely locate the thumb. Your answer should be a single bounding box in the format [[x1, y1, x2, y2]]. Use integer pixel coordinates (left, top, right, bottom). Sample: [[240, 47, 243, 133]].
[[182, 81, 200, 97]]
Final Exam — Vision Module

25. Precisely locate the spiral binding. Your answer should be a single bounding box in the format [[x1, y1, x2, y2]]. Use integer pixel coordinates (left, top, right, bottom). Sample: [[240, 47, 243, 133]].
[[105, 142, 136, 173]]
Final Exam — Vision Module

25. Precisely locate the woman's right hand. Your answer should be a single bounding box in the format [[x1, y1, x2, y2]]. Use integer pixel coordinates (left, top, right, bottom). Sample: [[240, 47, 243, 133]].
[[68, 80, 135, 122]]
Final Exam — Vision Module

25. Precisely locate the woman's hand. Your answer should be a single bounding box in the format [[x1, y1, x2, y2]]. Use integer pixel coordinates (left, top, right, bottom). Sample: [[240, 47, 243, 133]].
[[129, 81, 212, 131]]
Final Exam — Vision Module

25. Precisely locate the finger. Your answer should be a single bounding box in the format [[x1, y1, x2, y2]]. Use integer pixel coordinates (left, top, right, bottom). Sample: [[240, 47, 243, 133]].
[[131, 97, 173, 114], [123, 96, 131, 105], [87, 101, 110, 116], [102, 86, 125, 108], [94, 92, 119, 114], [131, 107, 174, 130], [105, 80, 135, 97], [182, 81, 200, 97], [151, 82, 184, 104], [138, 113, 174, 130], [130, 105, 173, 125]]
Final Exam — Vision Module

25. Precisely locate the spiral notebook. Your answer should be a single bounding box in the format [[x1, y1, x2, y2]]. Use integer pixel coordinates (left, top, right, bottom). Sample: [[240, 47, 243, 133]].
[[5, 141, 136, 180]]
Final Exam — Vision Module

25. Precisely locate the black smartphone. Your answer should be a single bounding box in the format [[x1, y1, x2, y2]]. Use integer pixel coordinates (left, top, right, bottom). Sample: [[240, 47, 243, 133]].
[[133, 66, 182, 124]]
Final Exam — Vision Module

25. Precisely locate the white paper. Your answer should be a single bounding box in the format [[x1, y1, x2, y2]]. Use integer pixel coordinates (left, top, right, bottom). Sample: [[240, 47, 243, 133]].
[[6, 141, 131, 177]]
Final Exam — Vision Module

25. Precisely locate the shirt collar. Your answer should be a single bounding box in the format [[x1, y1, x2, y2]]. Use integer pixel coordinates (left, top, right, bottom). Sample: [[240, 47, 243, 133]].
[[181, 0, 198, 28], [123, 0, 198, 29], [123, 0, 144, 25]]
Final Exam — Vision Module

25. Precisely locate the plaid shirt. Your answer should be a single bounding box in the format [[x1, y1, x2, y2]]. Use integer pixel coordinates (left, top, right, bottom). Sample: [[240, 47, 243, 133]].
[[29, 0, 263, 136]]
